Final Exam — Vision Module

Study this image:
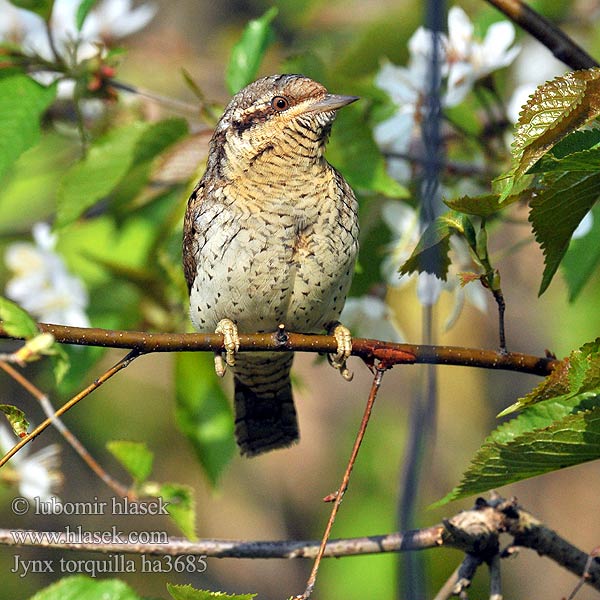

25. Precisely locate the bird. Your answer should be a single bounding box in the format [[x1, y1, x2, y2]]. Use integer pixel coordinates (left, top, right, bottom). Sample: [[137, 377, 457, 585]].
[[183, 74, 359, 457]]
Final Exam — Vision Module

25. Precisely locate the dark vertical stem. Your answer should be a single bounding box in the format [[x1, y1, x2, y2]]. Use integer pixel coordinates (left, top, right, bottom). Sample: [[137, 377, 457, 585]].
[[397, 1, 446, 598]]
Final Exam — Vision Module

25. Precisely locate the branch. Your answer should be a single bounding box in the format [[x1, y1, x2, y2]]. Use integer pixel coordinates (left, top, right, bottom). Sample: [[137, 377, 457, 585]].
[[1, 497, 598, 592], [0, 350, 140, 468], [0, 323, 558, 376], [484, 0, 599, 70]]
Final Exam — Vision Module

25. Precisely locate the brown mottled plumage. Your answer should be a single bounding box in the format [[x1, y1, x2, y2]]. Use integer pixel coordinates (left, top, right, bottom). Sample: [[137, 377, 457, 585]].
[[183, 74, 359, 456]]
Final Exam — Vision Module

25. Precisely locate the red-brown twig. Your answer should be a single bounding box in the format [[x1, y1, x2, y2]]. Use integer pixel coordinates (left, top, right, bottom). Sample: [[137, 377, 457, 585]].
[[297, 364, 389, 599], [0, 360, 131, 497], [0, 350, 141, 469], [0, 323, 558, 376]]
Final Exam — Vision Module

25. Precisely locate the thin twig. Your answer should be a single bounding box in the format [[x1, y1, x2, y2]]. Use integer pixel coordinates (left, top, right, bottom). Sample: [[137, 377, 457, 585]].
[[0, 350, 141, 469], [483, 0, 599, 70], [2, 497, 599, 593], [0, 525, 445, 557], [44, 20, 62, 65], [566, 549, 598, 600], [0, 361, 130, 497], [0, 323, 559, 376], [109, 79, 206, 117], [433, 564, 462, 600], [297, 365, 388, 599]]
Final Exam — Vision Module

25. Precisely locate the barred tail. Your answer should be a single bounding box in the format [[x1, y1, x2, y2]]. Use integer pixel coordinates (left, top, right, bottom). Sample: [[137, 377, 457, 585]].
[[233, 352, 298, 456]]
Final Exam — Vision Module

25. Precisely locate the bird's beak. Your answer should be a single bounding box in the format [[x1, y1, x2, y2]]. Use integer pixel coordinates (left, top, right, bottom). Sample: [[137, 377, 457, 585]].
[[304, 94, 360, 114]]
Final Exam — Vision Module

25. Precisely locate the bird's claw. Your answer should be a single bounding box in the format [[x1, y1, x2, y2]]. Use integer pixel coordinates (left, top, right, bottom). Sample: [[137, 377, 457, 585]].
[[327, 323, 353, 381], [214, 318, 240, 377]]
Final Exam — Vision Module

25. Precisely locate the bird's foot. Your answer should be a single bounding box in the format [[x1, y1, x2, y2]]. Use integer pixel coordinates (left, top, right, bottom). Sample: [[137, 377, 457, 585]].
[[214, 318, 240, 377], [327, 322, 353, 381]]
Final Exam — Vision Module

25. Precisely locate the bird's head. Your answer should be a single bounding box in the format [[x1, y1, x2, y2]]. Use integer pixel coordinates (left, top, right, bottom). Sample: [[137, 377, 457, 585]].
[[211, 74, 358, 177]]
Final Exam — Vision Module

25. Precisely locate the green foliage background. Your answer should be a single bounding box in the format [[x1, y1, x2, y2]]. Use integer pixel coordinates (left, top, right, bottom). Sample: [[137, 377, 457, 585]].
[[1, 1, 600, 599]]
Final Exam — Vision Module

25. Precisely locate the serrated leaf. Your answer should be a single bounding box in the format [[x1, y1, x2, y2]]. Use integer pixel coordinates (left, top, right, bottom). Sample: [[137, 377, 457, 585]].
[[175, 353, 235, 485], [435, 404, 600, 506], [226, 7, 278, 94], [30, 575, 141, 600], [436, 339, 600, 505], [0, 296, 39, 338], [167, 584, 256, 600], [0, 75, 57, 180], [500, 69, 600, 199], [444, 192, 523, 217], [543, 128, 600, 158], [327, 104, 408, 198], [499, 338, 600, 416], [8, 0, 54, 19], [529, 172, 600, 295], [513, 69, 600, 178], [529, 146, 600, 173], [106, 440, 154, 484], [562, 204, 600, 300], [157, 482, 196, 540], [76, 0, 97, 30], [0, 404, 29, 437]]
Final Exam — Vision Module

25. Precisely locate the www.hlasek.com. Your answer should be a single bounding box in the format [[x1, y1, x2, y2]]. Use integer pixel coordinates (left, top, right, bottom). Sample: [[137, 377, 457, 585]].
[[10, 526, 168, 546], [10, 554, 208, 578]]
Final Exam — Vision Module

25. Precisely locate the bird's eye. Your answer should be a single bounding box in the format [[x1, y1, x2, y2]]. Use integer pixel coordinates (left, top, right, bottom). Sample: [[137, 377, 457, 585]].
[[271, 96, 290, 111]]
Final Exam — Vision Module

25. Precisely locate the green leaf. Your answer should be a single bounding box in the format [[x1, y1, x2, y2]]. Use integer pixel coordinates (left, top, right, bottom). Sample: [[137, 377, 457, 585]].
[[436, 339, 600, 505], [58, 122, 148, 226], [57, 118, 188, 227], [0, 75, 57, 181], [498, 338, 600, 416], [167, 584, 256, 600], [541, 128, 600, 158], [0, 404, 29, 437], [76, 0, 97, 30], [562, 204, 600, 300], [499, 68, 600, 199], [50, 342, 71, 385], [435, 404, 600, 506], [529, 172, 600, 295], [0, 296, 39, 338], [327, 104, 408, 198], [30, 575, 141, 600], [225, 7, 278, 94], [174, 353, 235, 485], [445, 192, 523, 217], [399, 211, 471, 279], [106, 440, 154, 484], [529, 146, 600, 173], [132, 117, 189, 165], [155, 482, 196, 540], [8, 0, 54, 20]]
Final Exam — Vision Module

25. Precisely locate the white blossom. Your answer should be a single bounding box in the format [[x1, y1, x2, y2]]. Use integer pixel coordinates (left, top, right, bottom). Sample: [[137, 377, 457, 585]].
[[573, 211, 594, 239], [5, 223, 90, 328], [373, 57, 429, 182], [341, 296, 405, 343], [374, 6, 519, 181], [0, 425, 62, 503], [0, 0, 156, 97], [445, 6, 520, 106]]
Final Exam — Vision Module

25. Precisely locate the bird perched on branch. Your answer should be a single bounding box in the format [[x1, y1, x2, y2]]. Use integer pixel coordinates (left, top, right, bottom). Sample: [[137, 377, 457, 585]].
[[183, 74, 359, 456]]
